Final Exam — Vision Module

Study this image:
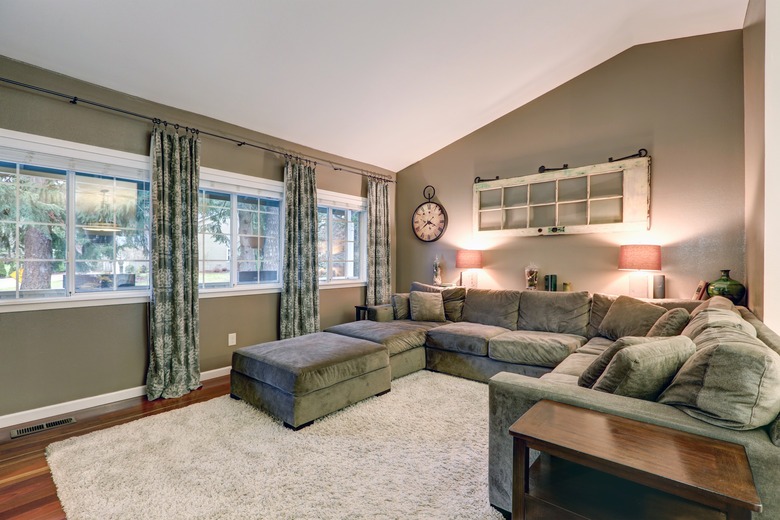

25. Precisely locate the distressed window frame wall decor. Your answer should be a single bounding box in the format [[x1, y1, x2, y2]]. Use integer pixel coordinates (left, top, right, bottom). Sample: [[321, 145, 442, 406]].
[[473, 156, 651, 236]]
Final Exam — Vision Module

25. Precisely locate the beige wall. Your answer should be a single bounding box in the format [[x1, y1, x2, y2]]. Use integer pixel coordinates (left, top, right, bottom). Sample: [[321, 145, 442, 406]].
[[744, 0, 766, 319], [396, 31, 746, 300], [0, 56, 393, 415]]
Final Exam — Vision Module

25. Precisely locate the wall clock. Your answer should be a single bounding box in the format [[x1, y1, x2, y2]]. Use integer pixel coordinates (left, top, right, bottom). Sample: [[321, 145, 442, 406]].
[[412, 185, 448, 242]]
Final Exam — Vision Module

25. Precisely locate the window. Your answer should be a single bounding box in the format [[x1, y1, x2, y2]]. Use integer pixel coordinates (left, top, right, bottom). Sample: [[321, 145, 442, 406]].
[[317, 204, 364, 283], [0, 155, 150, 301], [197, 188, 281, 289], [473, 157, 650, 236]]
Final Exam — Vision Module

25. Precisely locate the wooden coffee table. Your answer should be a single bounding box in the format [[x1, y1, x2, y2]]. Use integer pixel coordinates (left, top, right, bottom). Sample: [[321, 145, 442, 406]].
[[509, 400, 762, 520]]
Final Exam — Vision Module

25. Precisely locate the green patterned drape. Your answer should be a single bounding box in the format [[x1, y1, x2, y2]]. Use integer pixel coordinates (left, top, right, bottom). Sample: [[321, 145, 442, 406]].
[[367, 179, 391, 305], [146, 125, 201, 400], [280, 160, 320, 339]]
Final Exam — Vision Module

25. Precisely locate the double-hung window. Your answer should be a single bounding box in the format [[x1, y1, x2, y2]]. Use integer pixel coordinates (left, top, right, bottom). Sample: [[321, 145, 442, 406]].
[[197, 168, 283, 293], [0, 129, 151, 304], [317, 190, 367, 285]]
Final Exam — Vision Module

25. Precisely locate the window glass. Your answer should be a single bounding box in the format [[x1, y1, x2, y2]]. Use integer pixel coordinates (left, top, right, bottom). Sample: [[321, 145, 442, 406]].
[[198, 190, 231, 288], [318, 206, 364, 282]]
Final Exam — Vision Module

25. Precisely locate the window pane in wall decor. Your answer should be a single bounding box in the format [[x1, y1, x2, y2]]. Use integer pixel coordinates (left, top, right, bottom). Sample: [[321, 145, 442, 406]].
[[74, 173, 150, 293], [472, 157, 650, 236]]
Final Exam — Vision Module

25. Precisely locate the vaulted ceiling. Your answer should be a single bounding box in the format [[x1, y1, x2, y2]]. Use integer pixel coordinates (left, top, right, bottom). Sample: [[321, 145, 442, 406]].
[[0, 1, 748, 172]]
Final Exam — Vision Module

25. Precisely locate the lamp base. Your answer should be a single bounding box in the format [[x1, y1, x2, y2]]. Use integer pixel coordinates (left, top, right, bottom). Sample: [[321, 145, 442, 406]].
[[460, 270, 479, 289], [628, 273, 649, 299]]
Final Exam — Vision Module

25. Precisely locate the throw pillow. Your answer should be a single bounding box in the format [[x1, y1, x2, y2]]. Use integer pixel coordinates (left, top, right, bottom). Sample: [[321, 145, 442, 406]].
[[647, 308, 690, 337], [517, 290, 590, 336], [769, 416, 780, 448], [680, 308, 756, 342], [409, 291, 446, 322], [408, 282, 465, 322], [592, 336, 696, 400], [597, 296, 666, 341], [578, 336, 654, 388], [392, 293, 410, 320], [587, 293, 617, 338], [463, 289, 521, 330], [658, 330, 780, 430]]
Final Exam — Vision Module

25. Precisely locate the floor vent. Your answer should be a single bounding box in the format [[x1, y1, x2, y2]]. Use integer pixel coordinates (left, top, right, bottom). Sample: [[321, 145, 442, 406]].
[[10, 417, 76, 439]]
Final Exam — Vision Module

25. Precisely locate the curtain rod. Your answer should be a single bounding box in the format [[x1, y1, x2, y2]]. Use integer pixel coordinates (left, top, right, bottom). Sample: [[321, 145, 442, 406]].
[[0, 76, 396, 184]]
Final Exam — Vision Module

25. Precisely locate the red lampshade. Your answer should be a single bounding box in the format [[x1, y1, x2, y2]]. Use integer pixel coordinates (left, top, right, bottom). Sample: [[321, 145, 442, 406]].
[[456, 250, 483, 269], [618, 245, 661, 271]]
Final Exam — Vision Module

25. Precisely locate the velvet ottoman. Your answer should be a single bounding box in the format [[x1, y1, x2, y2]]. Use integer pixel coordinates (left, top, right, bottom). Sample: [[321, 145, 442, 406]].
[[230, 332, 391, 429]]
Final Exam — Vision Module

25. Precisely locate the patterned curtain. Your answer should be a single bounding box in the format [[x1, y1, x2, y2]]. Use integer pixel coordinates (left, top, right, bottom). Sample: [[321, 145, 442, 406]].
[[367, 179, 391, 305], [146, 125, 201, 400], [280, 159, 320, 339]]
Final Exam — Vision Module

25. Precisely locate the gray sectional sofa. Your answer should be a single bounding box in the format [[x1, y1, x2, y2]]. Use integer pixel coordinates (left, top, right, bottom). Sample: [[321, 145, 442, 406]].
[[324, 283, 780, 519]]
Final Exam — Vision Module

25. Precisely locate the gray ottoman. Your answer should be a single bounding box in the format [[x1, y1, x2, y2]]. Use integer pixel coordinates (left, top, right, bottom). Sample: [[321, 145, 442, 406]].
[[230, 332, 391, 429]]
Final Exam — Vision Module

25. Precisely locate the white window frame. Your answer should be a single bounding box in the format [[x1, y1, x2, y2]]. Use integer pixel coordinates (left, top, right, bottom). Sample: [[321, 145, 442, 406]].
[[0, 128, 151, 313], [317, 189, 368, 289], [197, 167, 285, 299], [0, 129, 369, 311]]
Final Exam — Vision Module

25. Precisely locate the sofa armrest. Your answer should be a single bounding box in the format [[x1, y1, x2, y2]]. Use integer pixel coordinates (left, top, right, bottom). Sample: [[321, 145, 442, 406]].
[[367, 304, 394, 322], [487, 372, 774, 512]]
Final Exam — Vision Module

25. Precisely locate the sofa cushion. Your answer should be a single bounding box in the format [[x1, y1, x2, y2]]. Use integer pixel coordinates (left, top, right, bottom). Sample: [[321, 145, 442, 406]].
[[592, 336, 696, 400], [659, 330, 780, 430], [690, 295, 737, 318], [551, 352, 599, 377], [587, 293, 617, 338], [409, 282, 466, 322], [463, 289, 521, 330], [598, 296, 666, 341], [488, 330, 587, 368], [324, 319, 442, 356], [647, 308, 690, 337], [517, 290, 590, 336], [426, 321, 509, 356], [578, 336, 655, 388], [392, 293, 410, 320], [409, 291, 446, 322], [576, 337, 613, 355], [681, 308, 756, 342]]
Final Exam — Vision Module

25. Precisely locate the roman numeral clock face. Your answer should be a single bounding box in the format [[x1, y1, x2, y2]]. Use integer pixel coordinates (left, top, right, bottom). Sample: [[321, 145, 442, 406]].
[[412, 201, 447, 242]]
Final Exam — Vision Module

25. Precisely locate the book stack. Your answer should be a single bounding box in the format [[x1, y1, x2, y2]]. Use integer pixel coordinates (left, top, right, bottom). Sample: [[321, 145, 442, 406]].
[[692, 280, 709, 300]]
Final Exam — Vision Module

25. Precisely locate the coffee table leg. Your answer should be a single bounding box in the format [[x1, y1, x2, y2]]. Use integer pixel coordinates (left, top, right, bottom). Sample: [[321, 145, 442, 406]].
[[513, 437, 529, 520], [726, 505, 751, 520]]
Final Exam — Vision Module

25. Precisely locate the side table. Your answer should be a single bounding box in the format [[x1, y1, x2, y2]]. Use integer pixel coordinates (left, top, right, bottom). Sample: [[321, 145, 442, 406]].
[[509, 400, 761, 520]]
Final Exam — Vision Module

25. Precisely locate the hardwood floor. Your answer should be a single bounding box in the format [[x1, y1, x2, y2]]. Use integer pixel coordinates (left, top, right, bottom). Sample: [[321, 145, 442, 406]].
[[0, 376, 230, 520]]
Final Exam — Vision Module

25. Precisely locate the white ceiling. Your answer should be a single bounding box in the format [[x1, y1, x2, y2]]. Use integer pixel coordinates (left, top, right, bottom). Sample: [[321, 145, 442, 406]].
[[0, 1, 748, 172]]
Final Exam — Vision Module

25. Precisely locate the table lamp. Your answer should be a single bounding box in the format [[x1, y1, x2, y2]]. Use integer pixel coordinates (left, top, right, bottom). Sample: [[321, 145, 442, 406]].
[[618, 245, 662, 298], [456, 250, 483, 288]]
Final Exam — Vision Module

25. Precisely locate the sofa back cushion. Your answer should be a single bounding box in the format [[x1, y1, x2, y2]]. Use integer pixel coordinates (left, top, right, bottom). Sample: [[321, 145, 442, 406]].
[[409, 282, 466, 322], [463, 289, 521, 330], [681, 307, 756, 342], [689, 295, 737, 318], [392, 293, 410, 320], [597, 296, 666, 341], [517, 291, 590, 336], [578, 336, 655, 388], [647, 308, 690, 337], [588, 294, 703, 339], [592, 336, 696, 400], [409, 291, 446, 322], [659, 329, 780, 430]]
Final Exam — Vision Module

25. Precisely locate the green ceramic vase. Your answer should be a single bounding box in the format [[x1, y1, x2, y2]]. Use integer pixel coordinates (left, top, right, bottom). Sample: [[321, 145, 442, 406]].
[[707, 269, 746, 304]]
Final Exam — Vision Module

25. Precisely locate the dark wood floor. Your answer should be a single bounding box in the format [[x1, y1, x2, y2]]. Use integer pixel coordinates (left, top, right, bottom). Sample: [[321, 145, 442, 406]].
[[0, 376, 230, 520]]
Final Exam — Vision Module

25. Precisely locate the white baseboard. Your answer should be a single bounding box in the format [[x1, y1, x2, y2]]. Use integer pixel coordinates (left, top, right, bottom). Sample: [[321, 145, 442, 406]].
[[0, 366, 231, 430]]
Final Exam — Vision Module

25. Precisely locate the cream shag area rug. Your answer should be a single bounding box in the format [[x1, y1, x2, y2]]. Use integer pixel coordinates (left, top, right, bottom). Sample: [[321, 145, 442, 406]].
[[46, 371, 505, 520]]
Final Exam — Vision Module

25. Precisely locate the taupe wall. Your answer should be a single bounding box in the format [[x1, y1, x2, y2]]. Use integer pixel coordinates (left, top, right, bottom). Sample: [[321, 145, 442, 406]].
[[396, 31, 746, 300], [0, 56, 393, 415], [744, 0, 766, 319]]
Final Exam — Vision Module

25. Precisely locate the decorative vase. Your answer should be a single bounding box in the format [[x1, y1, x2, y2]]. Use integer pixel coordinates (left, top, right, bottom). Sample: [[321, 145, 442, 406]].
[[707, 269, 745, 304], [433, 256, 442, 286]]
